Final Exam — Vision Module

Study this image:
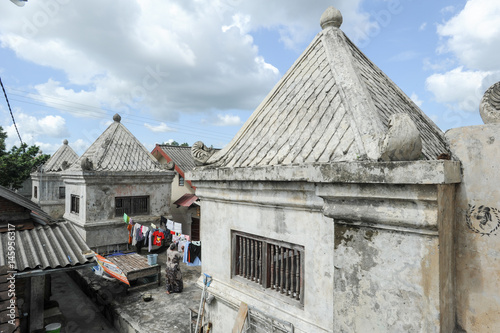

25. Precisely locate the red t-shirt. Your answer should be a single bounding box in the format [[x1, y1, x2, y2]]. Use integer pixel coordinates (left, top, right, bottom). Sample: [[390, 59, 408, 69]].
[[153, 231, 164, 246]]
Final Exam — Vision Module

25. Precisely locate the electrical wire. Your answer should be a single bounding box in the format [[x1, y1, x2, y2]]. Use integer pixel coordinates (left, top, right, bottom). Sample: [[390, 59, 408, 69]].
[[7, 87, 238, 143], [0, 77, 23, 145]]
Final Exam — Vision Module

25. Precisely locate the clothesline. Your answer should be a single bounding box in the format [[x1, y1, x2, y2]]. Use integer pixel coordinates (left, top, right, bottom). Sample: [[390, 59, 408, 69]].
[[123, 214, 200, 258]]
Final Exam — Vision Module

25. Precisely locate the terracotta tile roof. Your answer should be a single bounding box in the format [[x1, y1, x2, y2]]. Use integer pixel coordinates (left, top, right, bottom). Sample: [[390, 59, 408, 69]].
[[205, 26, 449, 168], [42, 140, 79, 172], [67, 116, 167, 173]]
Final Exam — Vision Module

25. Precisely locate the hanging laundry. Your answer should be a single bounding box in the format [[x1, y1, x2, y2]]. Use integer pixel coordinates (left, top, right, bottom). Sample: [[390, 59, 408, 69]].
[[188, 242, 201, 263], [183, 242, 201, 266], [131, 223, 141, 246], [167, 219, 174, 230], [123, 213, 130, 223], [160, 216, 168, 228], [127, 224, 133, 244], [173, 222, 182, 234], [153, 230, 165, 246]]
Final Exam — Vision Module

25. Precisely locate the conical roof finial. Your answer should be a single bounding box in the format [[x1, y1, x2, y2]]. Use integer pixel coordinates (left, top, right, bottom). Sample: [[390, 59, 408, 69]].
[[63, 139, 68, 145], [320, 6, 343, 29], [113, 113, 121, 123]]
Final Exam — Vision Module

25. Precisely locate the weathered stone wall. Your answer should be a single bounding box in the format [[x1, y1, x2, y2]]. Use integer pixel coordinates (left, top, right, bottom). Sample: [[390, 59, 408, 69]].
[[63, 171, 174, 249], [195, 180, 334, 333], [191, 161, 460, 333], [31, 173, 66, 219], [319, 182, 456, 333], [446, 123, 500, 332]]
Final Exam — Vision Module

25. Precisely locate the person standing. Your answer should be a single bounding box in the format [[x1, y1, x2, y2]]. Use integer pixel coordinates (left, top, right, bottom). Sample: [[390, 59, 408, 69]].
[[165, 243, 183, 294]]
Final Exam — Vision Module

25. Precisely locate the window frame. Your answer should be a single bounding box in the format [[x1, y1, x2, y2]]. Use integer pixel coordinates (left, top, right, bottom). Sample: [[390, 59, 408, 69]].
[[231, 230, 305, 306], [58, 186, 65, 199], [115, 196, 150, 217], [178, 175, 184, 186], [70, 194, 80, 215]]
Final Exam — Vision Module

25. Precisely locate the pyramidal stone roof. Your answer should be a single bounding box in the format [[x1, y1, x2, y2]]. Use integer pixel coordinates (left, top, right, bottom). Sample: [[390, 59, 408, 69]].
[[205, 7, 449, 168], [67, 114, 166, 173], [42, 139, 79, 172]]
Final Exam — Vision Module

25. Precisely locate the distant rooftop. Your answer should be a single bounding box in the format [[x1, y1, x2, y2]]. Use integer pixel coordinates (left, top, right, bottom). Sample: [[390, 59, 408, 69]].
[[66, 114, 168, 173], [41, 139, 79, 172], [156, 145, 197, 173]]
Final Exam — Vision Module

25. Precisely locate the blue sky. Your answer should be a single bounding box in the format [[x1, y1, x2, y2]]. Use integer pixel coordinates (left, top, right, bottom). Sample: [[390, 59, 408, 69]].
[[0, 0, 499, 156]]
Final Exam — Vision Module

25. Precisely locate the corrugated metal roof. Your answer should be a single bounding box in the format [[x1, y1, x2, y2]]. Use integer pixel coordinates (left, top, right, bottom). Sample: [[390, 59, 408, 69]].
[[0, 221, 94, 272], [157, 145, 196, 173], [173, 193, 199, 207], [42, 140, 79, 172], [205, 26, 449, 168], [0, 185, 54, 223], [66, 115, 167, 173]]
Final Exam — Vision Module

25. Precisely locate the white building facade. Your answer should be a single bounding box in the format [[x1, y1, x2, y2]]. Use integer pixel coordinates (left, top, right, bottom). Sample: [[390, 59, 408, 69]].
[[62, 114, 175, 251]]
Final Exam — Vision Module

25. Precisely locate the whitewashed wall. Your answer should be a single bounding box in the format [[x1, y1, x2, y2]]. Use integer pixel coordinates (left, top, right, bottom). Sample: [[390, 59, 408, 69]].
[[447, 123, 500, 332]]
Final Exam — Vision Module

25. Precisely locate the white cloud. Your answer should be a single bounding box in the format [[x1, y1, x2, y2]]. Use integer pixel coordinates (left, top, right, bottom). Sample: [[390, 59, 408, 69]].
[[3, 112, 69, 151], [0, 0, 285, 122], [410, 93, 423, 107], [422, 57, 455, 72], [230, 0, 375, 49], [0, 1, 378, 122], [437, 0, 500, 71], [144, 122, 176, 133], [214, 114, 243, 127], [68, 138, 90, 156], [419, 22, 427, 31], [425, 67, 491, 111], [426, 1, 500, 113], [441, 6, 455, 15]]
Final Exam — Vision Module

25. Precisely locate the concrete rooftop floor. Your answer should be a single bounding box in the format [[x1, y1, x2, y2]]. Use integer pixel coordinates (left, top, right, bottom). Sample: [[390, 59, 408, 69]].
[[67, 249, 203, 333]]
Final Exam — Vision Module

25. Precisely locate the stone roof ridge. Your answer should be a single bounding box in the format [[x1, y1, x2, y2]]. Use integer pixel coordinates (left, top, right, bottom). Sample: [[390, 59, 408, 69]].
[[201, 6, 449, 169], [66, 114, 165, 172], [42, 139, 79, 172]]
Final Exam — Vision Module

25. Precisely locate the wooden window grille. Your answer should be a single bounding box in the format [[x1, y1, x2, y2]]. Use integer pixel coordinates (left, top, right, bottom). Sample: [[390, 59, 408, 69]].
[[233, 231, 304, 304], [70, 195, 80, 214], [115, 196, 149, 217]]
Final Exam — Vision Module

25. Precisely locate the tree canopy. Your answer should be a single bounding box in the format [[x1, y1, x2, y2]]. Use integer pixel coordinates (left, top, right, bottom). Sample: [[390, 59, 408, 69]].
[[163, 140, 189, 147], [0, 126, 50, 189]]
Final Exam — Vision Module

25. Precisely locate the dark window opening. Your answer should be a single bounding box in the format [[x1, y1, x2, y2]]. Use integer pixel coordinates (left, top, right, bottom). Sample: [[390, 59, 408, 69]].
[[59, 187, 65, 199], [115, 196, 149, 217], [70, 195, 80, 215]]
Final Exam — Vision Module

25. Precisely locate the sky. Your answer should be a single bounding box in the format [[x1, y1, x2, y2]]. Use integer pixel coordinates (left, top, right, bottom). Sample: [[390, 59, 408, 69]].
[[0, 0, 499, 156]]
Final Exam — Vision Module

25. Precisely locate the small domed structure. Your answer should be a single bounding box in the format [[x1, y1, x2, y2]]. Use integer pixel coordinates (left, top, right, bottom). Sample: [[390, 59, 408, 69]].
[[63, 139, 68, 145], [113, 113, 121, 123]]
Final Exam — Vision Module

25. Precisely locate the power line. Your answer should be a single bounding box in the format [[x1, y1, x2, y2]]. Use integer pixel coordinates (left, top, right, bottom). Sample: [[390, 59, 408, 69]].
[[0, 77, 23, 145], [7, 88, 238, 142]]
